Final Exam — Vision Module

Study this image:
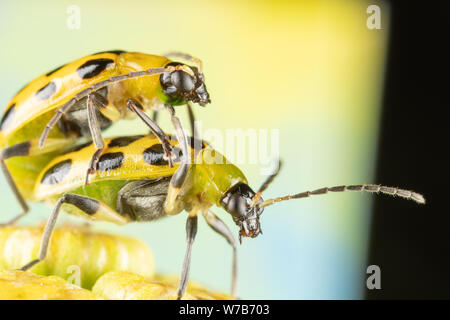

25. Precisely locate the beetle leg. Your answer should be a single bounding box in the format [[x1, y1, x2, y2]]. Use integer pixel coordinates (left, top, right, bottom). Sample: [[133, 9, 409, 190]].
[[126, 99, 175, 167], [84, 93, 106, 185], [203, 210, 238, 298], [40, 99, 77, 148], [148, 110, 159, 135], [185, 103, 203, 156], [0, 146, 29, 226], [164, 104, 191, 215], [186, 102, 199, 142], [177, 214, 198, 300], [19, 193, 128, 270], [0, 138, 75, 226], [19, 194, 64, 270]]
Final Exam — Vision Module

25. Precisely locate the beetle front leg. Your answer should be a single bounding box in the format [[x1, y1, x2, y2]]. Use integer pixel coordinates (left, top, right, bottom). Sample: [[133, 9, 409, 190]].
[[126, 99, 175, 167], [203, 210, 238, 298], [177, 214, 198, 300], [84, 93, 107, 185], [19, 193, 128, 270], [164, 104, 191, 215], [186, 102, 198, 140]]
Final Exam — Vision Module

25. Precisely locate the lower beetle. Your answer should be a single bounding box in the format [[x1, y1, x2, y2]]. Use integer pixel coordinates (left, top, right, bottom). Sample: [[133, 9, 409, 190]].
[[18, 134, 425, 299]]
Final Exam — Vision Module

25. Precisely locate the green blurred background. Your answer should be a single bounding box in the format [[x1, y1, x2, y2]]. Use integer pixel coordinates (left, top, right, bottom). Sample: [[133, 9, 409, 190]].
[[0, 0, 389, 299]]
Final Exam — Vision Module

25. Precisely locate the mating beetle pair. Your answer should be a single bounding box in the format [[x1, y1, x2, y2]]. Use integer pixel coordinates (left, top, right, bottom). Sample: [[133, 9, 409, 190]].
[[0, 51, 425, 299]]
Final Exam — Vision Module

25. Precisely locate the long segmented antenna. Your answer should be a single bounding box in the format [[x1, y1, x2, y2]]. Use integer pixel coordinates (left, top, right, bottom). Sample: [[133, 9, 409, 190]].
[[250, 161, 282, 207], [165, 52, 203, 74], [258, 184, 426, 209], [39, 64, 190, 149]]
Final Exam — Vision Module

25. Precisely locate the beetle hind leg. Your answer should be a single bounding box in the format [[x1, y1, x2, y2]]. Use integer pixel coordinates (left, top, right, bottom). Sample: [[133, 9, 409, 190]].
[[0, 138, 74, 226], [18, 193, 65, 271], [0, 146, 29, 226], [19, 193, 128, 270]]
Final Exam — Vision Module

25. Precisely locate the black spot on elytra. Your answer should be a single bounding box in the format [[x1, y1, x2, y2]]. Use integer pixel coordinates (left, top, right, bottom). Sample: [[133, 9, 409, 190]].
[[41, 159, 72, 185], [35, 81, 57, 100], [96, 152, 124, 171], [108, 135, 144, 148], [76, 58, 114, 79], [143, 144, 182, 166], [46, 63, 67, 77], [0, 103, 16, 131], [92, 50, 126, 55], [2, 141, 31, 159]]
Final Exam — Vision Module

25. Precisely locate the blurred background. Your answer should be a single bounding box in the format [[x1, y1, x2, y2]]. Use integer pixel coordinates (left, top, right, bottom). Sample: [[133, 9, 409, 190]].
[[0, 0, 445, 299]]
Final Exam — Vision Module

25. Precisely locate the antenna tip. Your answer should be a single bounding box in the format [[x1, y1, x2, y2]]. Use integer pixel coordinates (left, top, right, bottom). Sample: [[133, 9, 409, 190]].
[[413, 193, 426, 204]]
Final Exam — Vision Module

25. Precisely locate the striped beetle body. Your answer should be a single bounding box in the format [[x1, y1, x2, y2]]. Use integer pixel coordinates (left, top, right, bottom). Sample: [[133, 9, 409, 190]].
[[32, 134, 243, 224]]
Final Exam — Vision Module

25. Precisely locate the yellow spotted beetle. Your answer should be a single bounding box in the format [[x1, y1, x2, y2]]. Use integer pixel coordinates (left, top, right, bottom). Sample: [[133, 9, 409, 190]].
[[0, 50, 210, 226], [16, 134, 425, 299]]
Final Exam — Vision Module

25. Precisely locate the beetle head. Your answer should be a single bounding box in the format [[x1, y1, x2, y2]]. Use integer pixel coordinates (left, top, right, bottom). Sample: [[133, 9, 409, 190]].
[[160, 62, 210, 106], [221, 183, 264, 242]]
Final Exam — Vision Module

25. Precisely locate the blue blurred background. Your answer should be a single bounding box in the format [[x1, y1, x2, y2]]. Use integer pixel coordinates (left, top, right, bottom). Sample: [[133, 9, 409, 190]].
[[0, 0, 391, 299]]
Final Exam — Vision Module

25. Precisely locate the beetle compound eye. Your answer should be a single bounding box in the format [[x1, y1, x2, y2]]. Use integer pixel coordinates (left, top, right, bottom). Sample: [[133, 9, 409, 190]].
[[171, 70, 195, 92], [160, 70, 171, 86], [226, 194, 248, 218]]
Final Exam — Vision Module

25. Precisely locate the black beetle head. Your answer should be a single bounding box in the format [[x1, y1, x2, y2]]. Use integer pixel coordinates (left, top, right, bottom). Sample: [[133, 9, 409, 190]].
[[221, 183, 264, 241], [160, 62, 210, 106]]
